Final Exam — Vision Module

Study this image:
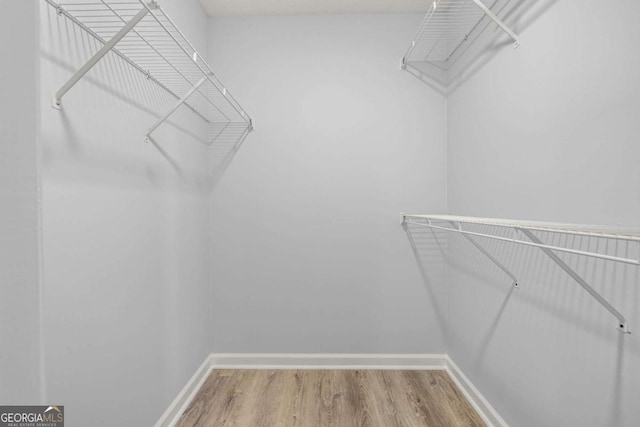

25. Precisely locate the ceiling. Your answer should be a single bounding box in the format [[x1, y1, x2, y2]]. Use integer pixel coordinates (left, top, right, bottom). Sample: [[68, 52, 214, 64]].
[[199, 0, 430, 17]]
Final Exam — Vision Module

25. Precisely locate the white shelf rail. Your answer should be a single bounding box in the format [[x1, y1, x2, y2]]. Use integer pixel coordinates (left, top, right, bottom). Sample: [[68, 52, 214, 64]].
[[401, 214, 640, 334], [401, 0, 519, 71], [45, 0, 253, 142]]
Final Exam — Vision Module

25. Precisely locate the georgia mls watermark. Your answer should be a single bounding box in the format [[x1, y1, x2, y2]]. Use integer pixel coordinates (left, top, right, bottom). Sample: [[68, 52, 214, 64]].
[[0, 406, 64, 427]]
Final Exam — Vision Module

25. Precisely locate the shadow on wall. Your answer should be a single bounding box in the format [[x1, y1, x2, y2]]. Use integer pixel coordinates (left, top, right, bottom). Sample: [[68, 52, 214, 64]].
[[448, 224, 640, 340], [402, 223, 449, 338], [402, 0, 560, 93], [445, 223, 638, 426]]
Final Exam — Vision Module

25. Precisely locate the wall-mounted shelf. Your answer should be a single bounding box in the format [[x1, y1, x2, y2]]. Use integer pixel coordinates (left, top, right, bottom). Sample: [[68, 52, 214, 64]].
[[401, 214, 640, 334], [45, 0, 253, 143], [401, 0, 519, 75]]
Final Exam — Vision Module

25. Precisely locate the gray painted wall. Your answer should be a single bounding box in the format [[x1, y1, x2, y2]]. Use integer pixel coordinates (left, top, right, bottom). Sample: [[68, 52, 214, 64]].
[[7, 2, 638, 426], [0, 0, 42, 405], [208, 14, 449, 354], [38, 0, 211, 424], [446, 1, 640, 426]]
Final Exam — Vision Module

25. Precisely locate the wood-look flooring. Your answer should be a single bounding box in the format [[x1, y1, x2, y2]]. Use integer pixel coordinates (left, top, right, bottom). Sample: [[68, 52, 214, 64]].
[[176, 370, 486, 427]]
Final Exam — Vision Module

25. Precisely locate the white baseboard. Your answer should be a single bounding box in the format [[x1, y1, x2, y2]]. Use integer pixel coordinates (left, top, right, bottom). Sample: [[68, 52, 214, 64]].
[[154, 354, 214, 427], [445, 356, 509, 427], [210, 353, 447, 370], [156, 353, 507, 427]]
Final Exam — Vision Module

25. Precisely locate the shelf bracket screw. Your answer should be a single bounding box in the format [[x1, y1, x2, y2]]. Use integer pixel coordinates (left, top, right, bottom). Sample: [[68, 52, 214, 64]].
[[618, 323, 631, 334]]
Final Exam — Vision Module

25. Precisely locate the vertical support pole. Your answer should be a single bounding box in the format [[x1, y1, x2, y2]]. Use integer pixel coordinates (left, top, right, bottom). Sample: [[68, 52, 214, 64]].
[[471, 0, 520, 47], [145, 76, 207, 142], [52, 3, 156, 109], [451, 221, 519, 287], [520, 229, 630, 334]]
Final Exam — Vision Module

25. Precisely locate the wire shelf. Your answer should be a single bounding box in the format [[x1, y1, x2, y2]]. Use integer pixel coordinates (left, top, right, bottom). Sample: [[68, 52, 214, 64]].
[[402, 0, 518, 72], [407, 215, 640, 242], [45, 0, 253, 142], [402, 214, 640, 333]]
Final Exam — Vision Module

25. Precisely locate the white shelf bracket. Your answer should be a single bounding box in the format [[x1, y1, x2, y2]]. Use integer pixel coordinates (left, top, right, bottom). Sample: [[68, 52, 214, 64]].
[[471, 0, 520, 48], [519, 228, 630, 334], [451, 221, 519, 287], [145, 76, 207, 143], [51, 2, 158, 109]]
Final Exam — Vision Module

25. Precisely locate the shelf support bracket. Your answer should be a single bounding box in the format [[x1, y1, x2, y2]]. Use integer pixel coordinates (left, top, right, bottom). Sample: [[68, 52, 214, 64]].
[[402, 213, 518, 287], [519, 228, 630, 334], [451, 221, 519, 287], [52, 2, 158, 109], [470, 0, 520, 48], [145, 76, 207, 142]]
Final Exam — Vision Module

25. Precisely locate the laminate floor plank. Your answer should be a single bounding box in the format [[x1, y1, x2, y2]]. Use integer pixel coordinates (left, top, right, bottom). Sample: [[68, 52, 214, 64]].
[[379, 370, 430, 426], [177, 369, 486, 427], [274, 370, 303, 427], [332, 370, 366, 427], [360, 370, 404, 427], [175, 370, 227, 427], [403, 370, 456, 427], [297, 370, 328, 427], [233, 370, 285, 427]]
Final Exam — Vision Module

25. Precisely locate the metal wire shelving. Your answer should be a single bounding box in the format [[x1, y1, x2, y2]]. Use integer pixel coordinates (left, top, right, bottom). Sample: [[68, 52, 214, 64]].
[[402, 214, 640, 334], [401, 0, 519, 76], [45, 0, 253, 143]]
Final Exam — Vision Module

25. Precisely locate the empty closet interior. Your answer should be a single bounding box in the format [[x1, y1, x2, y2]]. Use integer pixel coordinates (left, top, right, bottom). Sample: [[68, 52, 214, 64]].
[[2, 0, 639, 426]]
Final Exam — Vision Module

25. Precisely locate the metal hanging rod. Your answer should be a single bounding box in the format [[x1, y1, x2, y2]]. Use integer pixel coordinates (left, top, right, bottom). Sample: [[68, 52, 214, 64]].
[[401, 214, 640, 334], [45, 0, 253, 142], [401, 0, 519, 72]]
